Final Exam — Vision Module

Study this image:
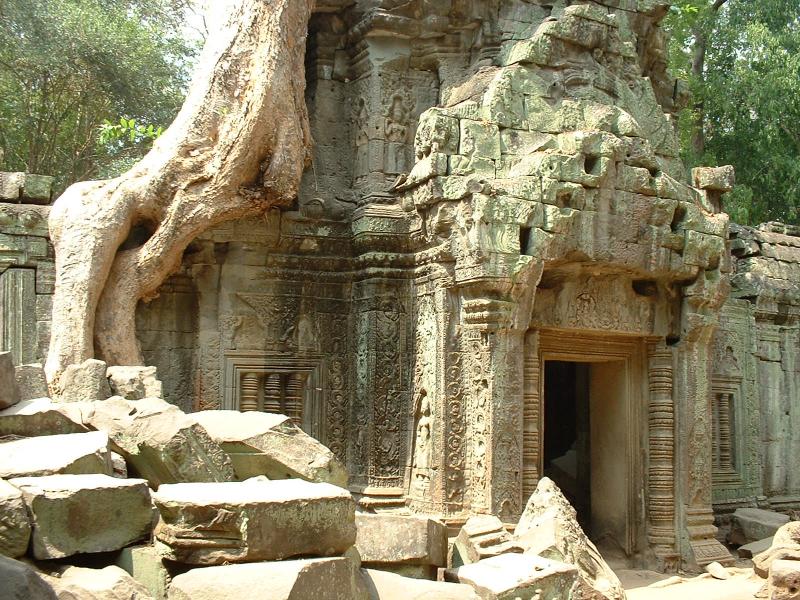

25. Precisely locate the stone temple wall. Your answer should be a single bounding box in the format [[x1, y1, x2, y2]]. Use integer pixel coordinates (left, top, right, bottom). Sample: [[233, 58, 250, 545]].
[[711, 223, 800, 513], [1, 0, 800, 571], [0, 173, 55, 366]]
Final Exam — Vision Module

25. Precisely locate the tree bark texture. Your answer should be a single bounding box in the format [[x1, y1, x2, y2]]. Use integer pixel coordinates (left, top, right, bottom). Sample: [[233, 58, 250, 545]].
[[45, 0, 313, 385]]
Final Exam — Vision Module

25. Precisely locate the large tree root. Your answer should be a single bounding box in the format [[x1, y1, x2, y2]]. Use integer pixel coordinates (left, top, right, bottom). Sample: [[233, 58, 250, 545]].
[[45, 0, 313, 385]]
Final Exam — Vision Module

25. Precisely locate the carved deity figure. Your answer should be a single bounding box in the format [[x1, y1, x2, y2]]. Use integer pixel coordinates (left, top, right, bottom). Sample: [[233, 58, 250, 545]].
[[412, 393, 432, 484], [385, 95, 410, 174]]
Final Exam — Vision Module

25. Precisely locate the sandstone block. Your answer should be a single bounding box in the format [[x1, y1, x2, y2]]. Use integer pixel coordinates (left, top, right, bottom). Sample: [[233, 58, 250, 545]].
[[65, 397, 234, 487], [362, 568, 480, 599], [0, 479, 30, 558], [739, 537, 774, 559], [0, 555, 58, 599], [692, 165, 735, 192], [168, 557, 368, 600], [14, 363, 49, 400], [45, 565, 154, 600], [117, 545, 171, 600], [769, 559, 800, 600], [10, 474, 153, 559], [754, 522, 800, 578], [0, 350, 20, 409], [153, 479, 356, 565], [446, 553, 578, 600], [57, 358, 112, 402], [730, 508, 790, 546], [515, 477, 625, 600], [0, 397, 88, 437], [107, 365, 163, 400], [0, 431, 112, 478], [190, 410, 346, 486], [355, 513, 447, 572], [453, 515, 523, 567]]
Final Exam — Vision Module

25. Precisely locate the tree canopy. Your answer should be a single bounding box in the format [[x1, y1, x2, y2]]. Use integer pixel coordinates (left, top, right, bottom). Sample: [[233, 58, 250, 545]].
[[0, 0, 199, 192], [664, 0, 800, 225]]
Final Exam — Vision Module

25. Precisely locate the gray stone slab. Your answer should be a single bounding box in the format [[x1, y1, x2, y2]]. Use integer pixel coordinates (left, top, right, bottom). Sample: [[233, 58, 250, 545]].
[[10, 474, 153, 559], [0, 479, 30, 558], [0, 431, 112, 478], [0, 350, 19, 409], [153, 479, 356, 565]]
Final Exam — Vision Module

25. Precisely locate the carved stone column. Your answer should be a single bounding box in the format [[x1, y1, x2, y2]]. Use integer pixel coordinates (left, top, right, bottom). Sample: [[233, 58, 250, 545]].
[[676, 322, 732, 567], [647, 341, 679, 571], [522, 330, 541, 500]]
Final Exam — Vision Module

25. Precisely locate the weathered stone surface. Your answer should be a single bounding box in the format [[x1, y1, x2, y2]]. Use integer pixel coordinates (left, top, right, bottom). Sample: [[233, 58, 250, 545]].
[[190, 410, 346, 486], [10, 474, 153, 559], [0, 431, 112, 478], [692, 165, 735, 192], [453, 515, 522, 567], [446, 554, 578, 600], [168, 557, 368, 600], [730, 508, 791, 546], [0, 555, 58, 599], [515, 477, 626, 600], [63, 397, 234, 487], [0, 350, 20, 409], [56, 359, 112, 402], [355, 514, 447, 569], [754, 522, 800, 578], [45, 565, 154, 600], [111, 452, 128, 478], [117, 545, 170, 600], [362, 568, 480, 599], [769, 559, 800, 600], [14, 363, 49, 401], [153, 479, 356, 565], [0, 479, 30, 558], [739, 537, 774, 559], [107, 365, 163, 400], [0, 397, 87, 437]]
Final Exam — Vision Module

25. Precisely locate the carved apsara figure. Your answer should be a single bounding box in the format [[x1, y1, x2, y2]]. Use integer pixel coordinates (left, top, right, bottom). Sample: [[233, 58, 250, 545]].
[[412, 392, 432, 485]]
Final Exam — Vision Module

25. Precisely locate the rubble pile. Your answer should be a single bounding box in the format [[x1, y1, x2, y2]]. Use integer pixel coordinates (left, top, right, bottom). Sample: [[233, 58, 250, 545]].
[[0, 352, 626, 599]]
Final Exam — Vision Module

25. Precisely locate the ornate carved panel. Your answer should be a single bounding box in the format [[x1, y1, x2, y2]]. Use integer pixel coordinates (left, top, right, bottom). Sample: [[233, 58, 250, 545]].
[[222, 351, 325, 442]]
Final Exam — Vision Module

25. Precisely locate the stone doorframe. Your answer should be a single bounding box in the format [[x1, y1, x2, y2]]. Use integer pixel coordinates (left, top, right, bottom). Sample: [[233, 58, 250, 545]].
[[524, 329, 649, 557]]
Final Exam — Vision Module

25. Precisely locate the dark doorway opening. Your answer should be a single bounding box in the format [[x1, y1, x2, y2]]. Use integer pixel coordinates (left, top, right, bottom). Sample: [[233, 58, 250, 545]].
[[543, 361, 591, 529]]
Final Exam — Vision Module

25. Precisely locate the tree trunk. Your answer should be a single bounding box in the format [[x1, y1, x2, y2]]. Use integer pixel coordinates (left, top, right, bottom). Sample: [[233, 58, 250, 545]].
[[45, 0, 313, 385]]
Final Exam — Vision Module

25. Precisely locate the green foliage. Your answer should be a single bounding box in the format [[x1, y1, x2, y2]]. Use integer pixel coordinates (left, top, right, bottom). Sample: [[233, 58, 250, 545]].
[[664, 0, 800, 225], [0, 0, 199, 192]]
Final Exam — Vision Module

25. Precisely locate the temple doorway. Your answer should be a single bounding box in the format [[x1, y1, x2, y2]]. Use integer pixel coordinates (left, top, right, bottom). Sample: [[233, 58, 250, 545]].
[[542, 357, 629, 552]]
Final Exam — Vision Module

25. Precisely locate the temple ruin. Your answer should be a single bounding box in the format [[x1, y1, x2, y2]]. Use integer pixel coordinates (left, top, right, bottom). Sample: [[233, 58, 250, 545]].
[[1, 0, 799, 576]]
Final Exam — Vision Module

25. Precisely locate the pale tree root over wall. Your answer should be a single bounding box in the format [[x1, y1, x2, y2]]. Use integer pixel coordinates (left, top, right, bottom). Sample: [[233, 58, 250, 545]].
[[44, 0, 314, 388]]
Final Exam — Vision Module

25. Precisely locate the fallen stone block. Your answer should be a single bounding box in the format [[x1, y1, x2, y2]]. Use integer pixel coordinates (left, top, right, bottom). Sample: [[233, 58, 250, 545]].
[[0, 479, 30, 558], [0, 431, 112, 478], [0, 351, 20, 410], [0, 397, 88, 437], [154, 479, 356, 565], [754, 522, 800, 578], [168, 557, 368, 600], [769, 559, 800, 600], [117, 545, 171, 600], [190, 410, 347, 487], [739, 537, 774, 559], [0, 555, 58, 599], [107, 365, 163, 400], [515, 477, 626, 600], [730, 508, 790, 546], [453, 515, 522, 567], [362, 568, 480, 599], [64, 397, 234, 487], [356, 513, 447, 576], [45, 565, 154, 600], [14, 363, 49, 401], [10, 474, 153, 559], [446, 553, 578, 600], [56, 358, 112, 402]]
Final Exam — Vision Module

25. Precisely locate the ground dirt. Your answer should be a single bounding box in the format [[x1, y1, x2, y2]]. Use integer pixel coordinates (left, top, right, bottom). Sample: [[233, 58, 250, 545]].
[[617, 566, 764, 600]]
